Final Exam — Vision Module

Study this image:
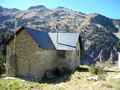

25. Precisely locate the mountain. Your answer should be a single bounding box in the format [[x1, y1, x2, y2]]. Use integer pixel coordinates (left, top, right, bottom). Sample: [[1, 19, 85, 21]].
[[0, 5, 120, 66], [28, 5, 49, 10]]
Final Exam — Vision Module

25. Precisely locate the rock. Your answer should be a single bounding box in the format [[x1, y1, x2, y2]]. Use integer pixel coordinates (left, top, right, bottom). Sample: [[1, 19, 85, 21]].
[[113, 66, 118, 68], [112, 74, 120, 79], [91, 51, 99, 59], [87, 75, 105, 81], [20, 80, 25, 82], [58, 84, 63, 87], [104, 66, 108, 69], [4, 77, 16, 79], [95, 62, 102, 67], [96, 49, 111, 63], [84, 41, 95, 54], [4, 77, 27, 82], [95, 49, 118, 63], [87, 77, 94, 81]]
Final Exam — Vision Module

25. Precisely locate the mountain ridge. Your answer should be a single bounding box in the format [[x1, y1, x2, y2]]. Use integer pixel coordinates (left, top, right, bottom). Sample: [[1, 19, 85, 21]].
[[28, 5, 49, 10], [0, 5, 120, 66]]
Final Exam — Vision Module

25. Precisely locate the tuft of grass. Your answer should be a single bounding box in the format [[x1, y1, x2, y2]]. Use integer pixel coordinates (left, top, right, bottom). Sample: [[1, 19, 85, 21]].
[[88, 64, 106, 75]]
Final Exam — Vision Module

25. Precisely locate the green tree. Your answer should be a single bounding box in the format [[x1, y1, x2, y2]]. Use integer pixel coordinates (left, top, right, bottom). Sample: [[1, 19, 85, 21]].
[[0, 32, 13, 75], [0, 51, 6, 75]]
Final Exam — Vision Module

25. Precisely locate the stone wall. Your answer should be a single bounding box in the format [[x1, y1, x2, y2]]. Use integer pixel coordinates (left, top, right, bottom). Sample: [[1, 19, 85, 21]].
[[6, 29, 80, 79], [6, 55, 17, 77], [71, 40, 80, 71]]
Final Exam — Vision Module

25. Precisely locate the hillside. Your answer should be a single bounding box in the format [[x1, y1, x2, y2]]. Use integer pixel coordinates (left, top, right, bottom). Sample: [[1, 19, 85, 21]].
[[0, 5, 120, 66]]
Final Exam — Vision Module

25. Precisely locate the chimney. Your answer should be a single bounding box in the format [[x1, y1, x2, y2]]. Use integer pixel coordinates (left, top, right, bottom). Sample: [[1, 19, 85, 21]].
[[13, 18, 18, 55], [56, 25, 58, 44]]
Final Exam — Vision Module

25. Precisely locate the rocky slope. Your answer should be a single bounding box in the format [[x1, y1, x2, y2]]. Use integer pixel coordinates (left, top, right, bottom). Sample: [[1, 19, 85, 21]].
[[0, 5, 120, 66]]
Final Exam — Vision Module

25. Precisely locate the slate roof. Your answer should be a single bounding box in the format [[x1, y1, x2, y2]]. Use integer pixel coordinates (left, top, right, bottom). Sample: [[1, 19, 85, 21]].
[[49, 33, 80, 50], [4, 26, 81, 51], [24, 27, 56, 50]]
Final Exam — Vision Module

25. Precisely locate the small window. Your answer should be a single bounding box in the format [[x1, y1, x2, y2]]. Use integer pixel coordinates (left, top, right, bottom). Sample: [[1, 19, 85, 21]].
[[57, 50, 65, 58], [78, 50, 79, 56]]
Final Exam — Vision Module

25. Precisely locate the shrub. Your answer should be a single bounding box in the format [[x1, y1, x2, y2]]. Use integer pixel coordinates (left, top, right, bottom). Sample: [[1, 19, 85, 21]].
[[88, 64, 106, 75]]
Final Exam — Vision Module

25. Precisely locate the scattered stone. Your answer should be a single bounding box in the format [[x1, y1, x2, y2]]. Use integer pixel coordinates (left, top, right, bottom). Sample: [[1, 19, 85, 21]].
[[114, 66, 118, 68], [104, 66, 108, 69], [4, 77, 28, 82], [44, 70, 54, 78], [4, 77, 16, 79], [58, 84, 63, 87], [20, 80, 25, 82], [95, 62, 102, 67], [87, 77, 94, 81], [112, 74, 120, 79], [93, 81, 106, 87], [87, 75, 105, 81], [111, 66, 118, 69]]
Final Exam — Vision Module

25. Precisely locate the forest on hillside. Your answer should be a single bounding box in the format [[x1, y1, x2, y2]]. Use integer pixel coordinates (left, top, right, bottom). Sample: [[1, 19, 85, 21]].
[[0, 32, 12, 75]]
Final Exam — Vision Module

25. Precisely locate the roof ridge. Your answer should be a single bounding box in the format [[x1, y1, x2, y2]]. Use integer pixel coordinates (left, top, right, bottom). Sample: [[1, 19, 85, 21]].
[[4, 26, 81, 51]]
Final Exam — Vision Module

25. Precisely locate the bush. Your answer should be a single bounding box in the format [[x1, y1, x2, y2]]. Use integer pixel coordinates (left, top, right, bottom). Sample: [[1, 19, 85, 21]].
[[88, 64, 106, 75]]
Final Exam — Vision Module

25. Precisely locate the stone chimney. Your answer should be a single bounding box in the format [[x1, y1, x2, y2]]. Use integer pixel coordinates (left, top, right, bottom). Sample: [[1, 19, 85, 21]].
[[6, 18, 18, 77], [13, 18, 18, 55], [56, 25, 58, 44]]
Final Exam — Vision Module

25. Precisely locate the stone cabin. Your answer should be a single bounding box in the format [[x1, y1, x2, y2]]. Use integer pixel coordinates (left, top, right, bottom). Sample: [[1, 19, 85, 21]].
[[4, 26, 82, 79]]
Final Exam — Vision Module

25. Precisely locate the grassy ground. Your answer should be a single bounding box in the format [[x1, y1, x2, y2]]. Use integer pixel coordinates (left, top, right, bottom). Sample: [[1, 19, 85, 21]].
[[102, 60, 118, 68], [0, 65, 120, 90]]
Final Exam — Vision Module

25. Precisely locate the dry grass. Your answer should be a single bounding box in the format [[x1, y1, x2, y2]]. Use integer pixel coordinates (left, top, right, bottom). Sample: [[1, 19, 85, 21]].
[[102, 60, 118, 68], [0, 65, 120, 90]]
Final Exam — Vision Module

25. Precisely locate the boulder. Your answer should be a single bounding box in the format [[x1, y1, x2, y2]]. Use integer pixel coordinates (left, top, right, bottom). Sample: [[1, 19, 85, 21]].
[[112, 74, 120, 79], [87, 75, 105, 81]]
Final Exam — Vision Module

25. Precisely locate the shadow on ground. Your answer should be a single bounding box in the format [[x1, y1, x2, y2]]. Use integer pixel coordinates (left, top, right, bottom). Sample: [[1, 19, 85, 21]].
[[2, 66, 89, 84], [2, 72, 72, 84], [105, 70, 120, 73], [40, 73, 71, 84], [76, 66, 89, 72], [39, 66, 89, 84]]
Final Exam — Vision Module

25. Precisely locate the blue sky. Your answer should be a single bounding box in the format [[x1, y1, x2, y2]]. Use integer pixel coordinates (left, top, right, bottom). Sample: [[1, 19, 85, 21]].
[[0, 0, 120, 19]]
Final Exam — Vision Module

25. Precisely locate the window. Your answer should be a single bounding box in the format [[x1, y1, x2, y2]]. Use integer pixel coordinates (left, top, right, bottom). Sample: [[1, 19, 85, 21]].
[[78, 50, 79, 56], [57, 50, 65, 58]]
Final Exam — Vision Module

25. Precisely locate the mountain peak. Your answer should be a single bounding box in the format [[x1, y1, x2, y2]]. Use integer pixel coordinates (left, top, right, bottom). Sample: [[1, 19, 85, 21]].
[[28, 5, 48, 10], [0, 6, 20, 12], [57, 6, 66, 9]]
